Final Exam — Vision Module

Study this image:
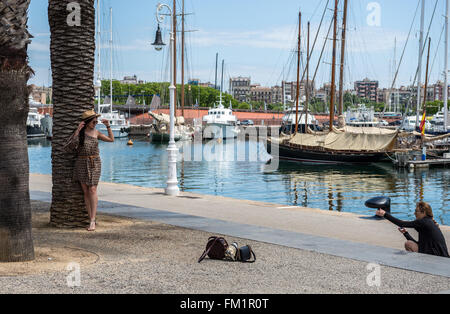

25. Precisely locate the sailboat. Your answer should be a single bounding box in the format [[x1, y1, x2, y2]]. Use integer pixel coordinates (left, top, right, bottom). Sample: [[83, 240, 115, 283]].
[[268, 2, 398, 164], [95, 4, 130, 138]]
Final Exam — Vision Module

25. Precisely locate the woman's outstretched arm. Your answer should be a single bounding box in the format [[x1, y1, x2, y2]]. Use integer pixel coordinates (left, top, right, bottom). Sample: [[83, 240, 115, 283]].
[[376, 209, 424, 230], [384, 213, 421, 228]]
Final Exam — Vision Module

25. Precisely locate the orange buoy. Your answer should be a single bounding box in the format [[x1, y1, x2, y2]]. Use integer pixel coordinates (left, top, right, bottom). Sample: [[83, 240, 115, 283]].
[[127, 139, 133, 146]]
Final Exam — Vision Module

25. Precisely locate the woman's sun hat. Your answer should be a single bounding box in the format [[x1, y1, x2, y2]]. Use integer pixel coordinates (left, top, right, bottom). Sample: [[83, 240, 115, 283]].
[[81, 110, 101, 121]]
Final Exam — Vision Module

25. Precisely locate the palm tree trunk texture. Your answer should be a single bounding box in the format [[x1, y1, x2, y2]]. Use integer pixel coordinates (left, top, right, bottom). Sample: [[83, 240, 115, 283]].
[[48, 0, 96, 228], [0, 0, 34, 262]]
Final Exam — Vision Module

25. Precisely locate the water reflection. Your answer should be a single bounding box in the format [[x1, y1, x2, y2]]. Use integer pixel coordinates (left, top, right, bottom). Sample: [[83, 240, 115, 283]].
[[27, 137, 450, 225], [27, 138, 52, 147], [275, 162, 398, 212]]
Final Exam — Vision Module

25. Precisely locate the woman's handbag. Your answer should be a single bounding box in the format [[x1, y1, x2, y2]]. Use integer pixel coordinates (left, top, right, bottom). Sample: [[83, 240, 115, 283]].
[[198, 236, 229, 263]]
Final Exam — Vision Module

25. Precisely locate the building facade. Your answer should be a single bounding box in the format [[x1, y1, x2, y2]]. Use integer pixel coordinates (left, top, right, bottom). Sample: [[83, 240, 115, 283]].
[[229, 76, 251, 102], [431, 81, 450, 101], [281, 80, 314, 105], [354, 78, 379, 102], [250, 85, 272, 104], [120, 75, 144, 85], [30, 84, 52, 105]]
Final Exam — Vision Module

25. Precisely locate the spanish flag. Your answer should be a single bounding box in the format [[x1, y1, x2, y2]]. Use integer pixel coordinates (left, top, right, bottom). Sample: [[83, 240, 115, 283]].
[[419, 110, 427, 135]]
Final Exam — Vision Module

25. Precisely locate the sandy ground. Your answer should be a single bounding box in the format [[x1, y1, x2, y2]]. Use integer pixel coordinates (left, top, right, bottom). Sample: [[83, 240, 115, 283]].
[[0, 201, 449, 294]]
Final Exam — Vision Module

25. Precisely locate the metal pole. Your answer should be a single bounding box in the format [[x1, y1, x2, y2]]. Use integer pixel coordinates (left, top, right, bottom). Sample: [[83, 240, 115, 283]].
[[423, 38, 431, 109], [295, 12, 301, 134], [330, 0, 338, 132], [444, 0, 449, 131], [221, 59, 224, 94], [338, 0, 348, 116], [394, 37, 397, 112], [156, 3, 179, 196], [173, 0, 177, 116], [181, 0, 185, 117], [215, 53, 218, 90], [416, 0, 425, 129], [110, 7, 113, 109], [305, 21, 310, 133]]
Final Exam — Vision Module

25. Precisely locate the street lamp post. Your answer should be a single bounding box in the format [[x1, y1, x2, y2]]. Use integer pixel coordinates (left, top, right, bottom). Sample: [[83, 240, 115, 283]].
[[153, 3, 179, 196]]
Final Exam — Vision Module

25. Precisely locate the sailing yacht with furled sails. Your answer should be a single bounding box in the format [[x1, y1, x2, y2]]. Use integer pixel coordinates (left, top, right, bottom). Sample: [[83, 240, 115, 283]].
[[268, 1, 398, 164], [95, 3, 129, 138]]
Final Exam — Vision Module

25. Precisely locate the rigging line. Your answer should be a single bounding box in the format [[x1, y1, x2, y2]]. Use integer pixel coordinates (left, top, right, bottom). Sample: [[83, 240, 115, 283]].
[[267, 5, 304, 87], [380, 0, 421, 118], [302, 0, 331, 83], [283, 14, 303, 80], [429, 24, 444, 83], [310, 0, 326, 21], [312, 12, 334, 84], [293, 0, 334, 107], [396, 0, 439, 122], [264, 34, 293, 87]]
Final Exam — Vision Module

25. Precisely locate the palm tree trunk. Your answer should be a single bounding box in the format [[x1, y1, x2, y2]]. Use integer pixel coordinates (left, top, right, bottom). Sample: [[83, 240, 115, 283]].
[[0, 0, 34, 262], [48, 0, 96, 228]]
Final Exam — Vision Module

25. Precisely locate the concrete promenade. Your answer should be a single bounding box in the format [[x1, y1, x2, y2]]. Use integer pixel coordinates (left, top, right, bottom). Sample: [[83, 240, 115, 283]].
[[29, 174, 450, 281]]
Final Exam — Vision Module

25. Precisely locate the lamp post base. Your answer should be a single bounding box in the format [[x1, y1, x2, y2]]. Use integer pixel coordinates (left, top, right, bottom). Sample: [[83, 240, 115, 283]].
[[165, 141, 180, 196]]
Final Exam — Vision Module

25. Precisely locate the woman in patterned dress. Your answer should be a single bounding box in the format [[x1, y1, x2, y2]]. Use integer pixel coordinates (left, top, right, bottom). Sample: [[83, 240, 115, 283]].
[[65, 110, 114, 231]]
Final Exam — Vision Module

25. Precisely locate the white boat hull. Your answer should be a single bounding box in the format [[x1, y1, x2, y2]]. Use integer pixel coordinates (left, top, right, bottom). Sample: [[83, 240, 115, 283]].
[[203, 123, 239, 139]]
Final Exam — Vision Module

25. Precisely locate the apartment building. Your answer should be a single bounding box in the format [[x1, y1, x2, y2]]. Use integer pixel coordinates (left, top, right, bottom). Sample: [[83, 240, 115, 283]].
[[354, 78, 379, 102], [250, 85, 272, 103], [282, 80, 314, 104], [229, 76, 251, 102]]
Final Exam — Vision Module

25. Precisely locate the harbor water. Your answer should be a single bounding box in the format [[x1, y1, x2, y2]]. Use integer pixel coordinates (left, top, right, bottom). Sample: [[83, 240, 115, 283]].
[[28, 137, 450, 226]]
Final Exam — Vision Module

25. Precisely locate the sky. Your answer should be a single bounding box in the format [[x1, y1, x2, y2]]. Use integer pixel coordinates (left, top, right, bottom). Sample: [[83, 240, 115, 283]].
[[28, 0, 449, 91]]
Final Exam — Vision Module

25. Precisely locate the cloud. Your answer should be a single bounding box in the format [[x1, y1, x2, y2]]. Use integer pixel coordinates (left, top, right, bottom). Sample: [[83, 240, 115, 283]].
[[98, 39, 154, 51], [189, 23, 408, 56], [29, 41, 50, 53], [33, 32, 51, 37], [346, 26, 408, 53], [191, 26, 296, 50]]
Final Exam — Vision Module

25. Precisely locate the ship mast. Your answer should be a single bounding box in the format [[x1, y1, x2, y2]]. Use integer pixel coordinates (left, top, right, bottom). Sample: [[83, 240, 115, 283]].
[[294, 12, 301, 134], [416, 0, 425, 129], [338, 0, 348, 116], [329, 0, 338, 132], [173, 0, 177, 116], [305, 22, 310, 133], [444, 0, 449, 132], [181, 0, 185, 117], [110, 7, 113, 111], [422, 38, 431, 115]]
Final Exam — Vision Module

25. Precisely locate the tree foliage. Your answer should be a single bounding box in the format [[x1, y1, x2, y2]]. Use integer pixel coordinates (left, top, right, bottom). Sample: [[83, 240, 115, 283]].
[[101, 81, 239, 108]]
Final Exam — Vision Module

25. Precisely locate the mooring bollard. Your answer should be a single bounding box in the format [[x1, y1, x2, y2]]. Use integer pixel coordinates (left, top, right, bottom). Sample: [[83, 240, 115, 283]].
[[364, 196, 391, 220]]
